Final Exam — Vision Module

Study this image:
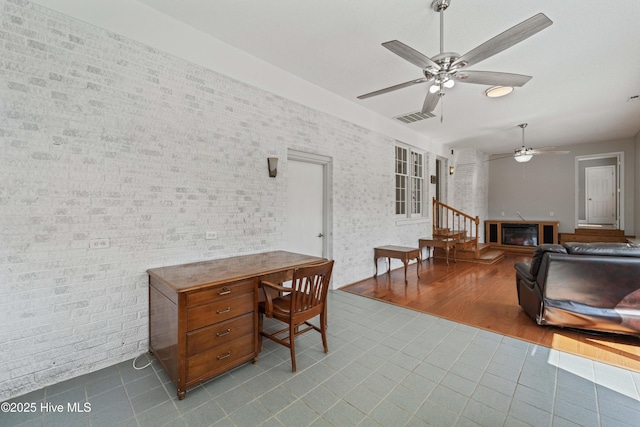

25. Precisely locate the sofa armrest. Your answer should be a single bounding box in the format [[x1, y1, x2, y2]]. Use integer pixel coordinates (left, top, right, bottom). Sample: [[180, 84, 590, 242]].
[[514, 262, 534, 283], [515, 261, 543, 324]]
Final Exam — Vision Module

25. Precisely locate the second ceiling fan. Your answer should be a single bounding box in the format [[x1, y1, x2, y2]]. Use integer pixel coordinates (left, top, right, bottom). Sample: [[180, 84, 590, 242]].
[[357, 0, 553, 115], [491, 123, 570, 163]]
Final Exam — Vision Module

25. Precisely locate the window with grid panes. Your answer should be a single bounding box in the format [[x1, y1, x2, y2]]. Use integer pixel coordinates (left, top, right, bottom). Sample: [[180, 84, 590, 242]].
[[395, 144, 425, 217], [411, 150, 423, 215], [395, 146, 408, 215]]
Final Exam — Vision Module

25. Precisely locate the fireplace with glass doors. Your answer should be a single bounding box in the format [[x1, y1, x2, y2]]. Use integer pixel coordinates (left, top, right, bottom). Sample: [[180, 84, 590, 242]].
[[485, 220, 558, 252]]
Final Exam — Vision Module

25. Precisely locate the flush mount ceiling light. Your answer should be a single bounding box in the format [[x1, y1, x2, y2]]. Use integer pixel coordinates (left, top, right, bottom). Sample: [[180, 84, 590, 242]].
[[485, 86, 514, 98]]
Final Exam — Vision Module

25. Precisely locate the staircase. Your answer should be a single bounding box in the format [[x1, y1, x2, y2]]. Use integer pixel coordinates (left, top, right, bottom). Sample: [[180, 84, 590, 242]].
[[431, 198, 505, 264], [559, 227, 632, 244]]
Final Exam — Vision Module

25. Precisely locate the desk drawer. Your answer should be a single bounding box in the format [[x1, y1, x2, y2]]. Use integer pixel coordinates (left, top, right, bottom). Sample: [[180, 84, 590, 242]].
[[187, 292, 254, 331], [186, 279, 255, 307], [186, 312, 253, 357], [186, 334, 254, 383]]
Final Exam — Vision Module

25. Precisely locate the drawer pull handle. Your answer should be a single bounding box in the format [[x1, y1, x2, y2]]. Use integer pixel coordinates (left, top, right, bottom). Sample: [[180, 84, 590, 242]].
[[216, 328, 231, 337], [218, 287, 231, 296], [216, 307, 231, 314], [217, 351, 231, 360]]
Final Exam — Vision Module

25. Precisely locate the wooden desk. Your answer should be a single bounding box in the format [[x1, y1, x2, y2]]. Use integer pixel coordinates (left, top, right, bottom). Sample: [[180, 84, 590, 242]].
[[374, 245, 420, 284], [147, 251, 324, 399], [419, 237, 457, 265]]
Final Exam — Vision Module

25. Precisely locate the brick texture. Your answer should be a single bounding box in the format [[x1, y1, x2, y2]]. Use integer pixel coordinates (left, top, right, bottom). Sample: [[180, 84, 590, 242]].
[[0, 0, 487, 399], [451, 150, 489, 242]]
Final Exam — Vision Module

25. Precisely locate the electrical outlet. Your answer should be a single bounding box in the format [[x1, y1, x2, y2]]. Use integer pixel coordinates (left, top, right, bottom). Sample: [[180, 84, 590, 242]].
[[205, 231, 218, 240], [89, 238, 110, 249], [550, 212, 554, 217], [501, 212, 505, 216]]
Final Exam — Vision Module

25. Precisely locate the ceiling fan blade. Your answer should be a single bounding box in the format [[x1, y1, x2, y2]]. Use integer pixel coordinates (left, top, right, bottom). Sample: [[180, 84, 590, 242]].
[[382, 40, 440, 70], [452, 13, 553, 69], [357, 78, 429, 99], [527, 146, 570, 155], [485, 154, 514, 162], [528, 146, 561, 151], [422, 89, 441, 113], [455, 70, 532, 87], [530, 150, 570, 155]]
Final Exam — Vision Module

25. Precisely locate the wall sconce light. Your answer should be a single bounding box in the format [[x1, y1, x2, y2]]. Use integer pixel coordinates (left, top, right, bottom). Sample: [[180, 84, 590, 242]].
[[449, 166, 455, 175], [267, 157, 278, 178]]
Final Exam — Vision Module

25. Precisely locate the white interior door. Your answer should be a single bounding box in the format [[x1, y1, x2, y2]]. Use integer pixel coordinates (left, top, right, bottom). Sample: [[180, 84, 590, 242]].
[[586, 165, 616, 225], [286, 160, 324, 257]]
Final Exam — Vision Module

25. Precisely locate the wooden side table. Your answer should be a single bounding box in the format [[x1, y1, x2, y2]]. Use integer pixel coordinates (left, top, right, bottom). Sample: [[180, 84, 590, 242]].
[[419, 237, 457, 266], [374, 245, 421, 284]]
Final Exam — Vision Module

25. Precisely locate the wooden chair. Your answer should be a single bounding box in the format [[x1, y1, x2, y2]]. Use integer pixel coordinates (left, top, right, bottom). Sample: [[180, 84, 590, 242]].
[[258, 260, 334, 372]]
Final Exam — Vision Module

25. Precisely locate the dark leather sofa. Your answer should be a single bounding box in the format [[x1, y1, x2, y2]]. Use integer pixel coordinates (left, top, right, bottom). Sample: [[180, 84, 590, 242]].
[[515, 242, 640, 336]]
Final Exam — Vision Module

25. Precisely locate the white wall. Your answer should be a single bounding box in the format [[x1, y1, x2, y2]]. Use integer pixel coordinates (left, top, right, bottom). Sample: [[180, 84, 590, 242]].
[[0, 0, 448, 399]]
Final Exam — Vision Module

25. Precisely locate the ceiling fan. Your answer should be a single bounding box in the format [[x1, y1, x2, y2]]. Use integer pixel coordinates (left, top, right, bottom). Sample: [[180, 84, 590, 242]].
[[491, 123, 570, 163], [357, 0, 553, 116]]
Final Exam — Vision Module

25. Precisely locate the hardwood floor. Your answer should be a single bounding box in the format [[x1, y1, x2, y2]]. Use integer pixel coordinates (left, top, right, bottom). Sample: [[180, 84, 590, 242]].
[[342, 253, 640, 373]]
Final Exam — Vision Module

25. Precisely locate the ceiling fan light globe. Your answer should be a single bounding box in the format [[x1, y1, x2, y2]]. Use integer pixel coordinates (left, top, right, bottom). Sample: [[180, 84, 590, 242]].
[[514, 153, 533, 163], [429, 85, 440, 93], [444, 79, 455, 89]]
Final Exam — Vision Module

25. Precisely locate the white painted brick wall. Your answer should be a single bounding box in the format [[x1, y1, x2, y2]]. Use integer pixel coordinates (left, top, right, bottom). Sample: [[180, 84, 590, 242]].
[[451, 149, 489, 241], [0, 0, 461, 399]]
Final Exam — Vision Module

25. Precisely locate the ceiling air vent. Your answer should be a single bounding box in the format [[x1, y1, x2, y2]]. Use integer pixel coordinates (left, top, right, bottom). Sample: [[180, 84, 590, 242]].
[[394, 111, 435, 124], [627, 95, 639, 102]]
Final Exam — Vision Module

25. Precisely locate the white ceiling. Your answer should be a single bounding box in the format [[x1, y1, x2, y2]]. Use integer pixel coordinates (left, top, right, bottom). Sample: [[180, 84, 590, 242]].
[[47, 0, 640, 154]]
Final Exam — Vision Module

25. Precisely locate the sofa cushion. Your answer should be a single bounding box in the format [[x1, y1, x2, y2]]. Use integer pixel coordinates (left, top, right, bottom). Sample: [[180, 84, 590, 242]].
[[530, 244, 567, 276], [563, 242, 640, 258]]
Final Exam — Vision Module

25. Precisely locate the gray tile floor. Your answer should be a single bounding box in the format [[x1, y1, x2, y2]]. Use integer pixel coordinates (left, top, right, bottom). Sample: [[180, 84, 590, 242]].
[[2, 291, 640, 427]]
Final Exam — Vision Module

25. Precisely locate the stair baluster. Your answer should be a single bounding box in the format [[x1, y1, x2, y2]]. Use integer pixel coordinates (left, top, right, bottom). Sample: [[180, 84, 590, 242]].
[[432, 197, 480, 259]]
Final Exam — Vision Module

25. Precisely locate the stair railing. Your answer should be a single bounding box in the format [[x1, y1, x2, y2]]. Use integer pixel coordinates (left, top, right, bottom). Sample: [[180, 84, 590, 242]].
[[432, 197, 480, 259]]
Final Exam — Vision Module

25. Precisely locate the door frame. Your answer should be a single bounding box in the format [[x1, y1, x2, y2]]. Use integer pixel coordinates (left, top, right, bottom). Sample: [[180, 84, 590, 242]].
[[574, 151, 623, 230], [287, 149, 332, 259], [435, 156, 449, 204]]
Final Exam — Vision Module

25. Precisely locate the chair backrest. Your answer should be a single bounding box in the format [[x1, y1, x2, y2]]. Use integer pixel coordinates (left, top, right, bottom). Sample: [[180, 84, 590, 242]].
[[289, 260, 334, 315]]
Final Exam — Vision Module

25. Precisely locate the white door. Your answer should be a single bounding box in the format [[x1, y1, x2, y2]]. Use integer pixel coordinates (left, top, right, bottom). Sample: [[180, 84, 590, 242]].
[[286, 160, 324, 257], [586, 165, 616, 225]]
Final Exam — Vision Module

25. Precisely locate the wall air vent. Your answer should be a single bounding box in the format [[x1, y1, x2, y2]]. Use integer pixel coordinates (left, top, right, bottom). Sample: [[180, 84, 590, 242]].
[[394, 111, 435, 124]]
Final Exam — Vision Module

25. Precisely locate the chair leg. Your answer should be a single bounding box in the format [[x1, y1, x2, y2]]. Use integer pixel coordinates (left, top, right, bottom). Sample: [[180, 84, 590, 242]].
[[320, 311, 329, 353], [289, 322, 297, 372], [322, 306, 329, 330]]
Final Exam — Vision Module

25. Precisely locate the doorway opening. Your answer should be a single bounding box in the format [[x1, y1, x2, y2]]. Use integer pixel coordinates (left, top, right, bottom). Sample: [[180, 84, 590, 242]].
[[286, 149, 332, 259], [435, 157, 448, 203], [575, 152, 623, 230]]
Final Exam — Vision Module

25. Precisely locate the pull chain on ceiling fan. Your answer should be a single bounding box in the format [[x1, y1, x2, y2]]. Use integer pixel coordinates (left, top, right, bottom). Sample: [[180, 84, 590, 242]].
[[357, 0, 553, 120]]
